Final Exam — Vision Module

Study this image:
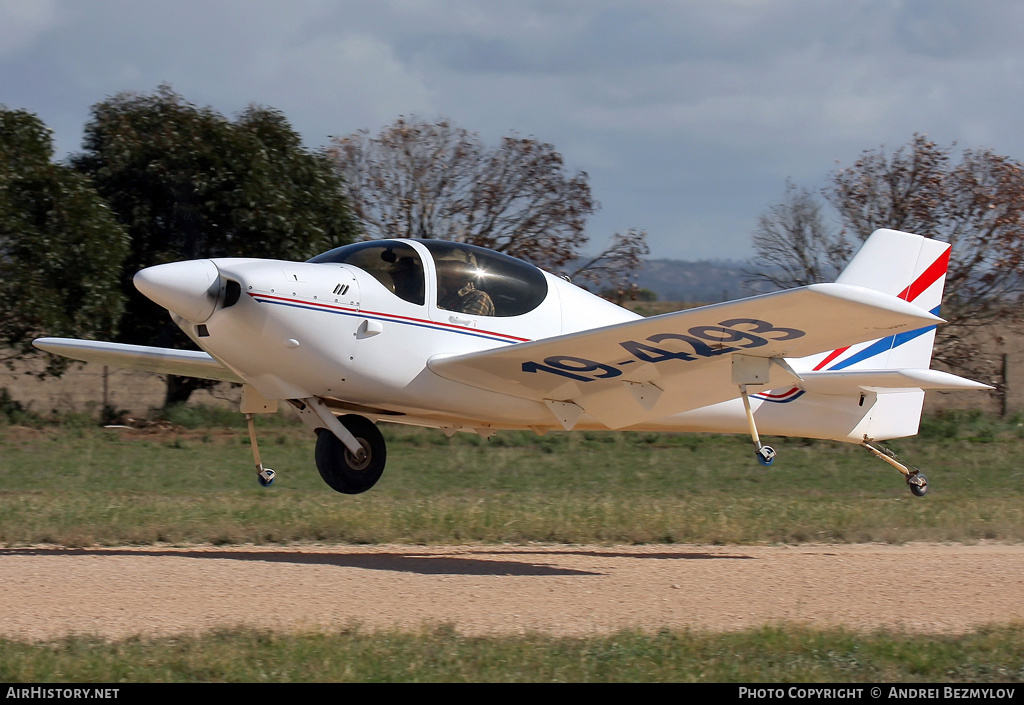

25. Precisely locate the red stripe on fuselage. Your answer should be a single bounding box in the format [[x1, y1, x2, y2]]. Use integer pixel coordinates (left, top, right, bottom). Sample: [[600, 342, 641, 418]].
[[757, 387, 800, 398]]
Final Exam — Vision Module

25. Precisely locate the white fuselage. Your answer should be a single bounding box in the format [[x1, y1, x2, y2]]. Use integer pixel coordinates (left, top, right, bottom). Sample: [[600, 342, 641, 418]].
[[39, 229, 981, 497], [174, 247, 642, 434], [139, 237, 941, 444]]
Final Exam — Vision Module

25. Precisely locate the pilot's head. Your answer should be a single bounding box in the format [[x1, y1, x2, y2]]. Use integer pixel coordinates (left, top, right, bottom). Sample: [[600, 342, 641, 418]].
[[435, 251, 478, 292]]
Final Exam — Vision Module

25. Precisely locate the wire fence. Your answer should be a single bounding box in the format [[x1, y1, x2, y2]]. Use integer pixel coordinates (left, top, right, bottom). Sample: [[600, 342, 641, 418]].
[[1001, 350, 1024, 417], [2, 359, 239, 419]]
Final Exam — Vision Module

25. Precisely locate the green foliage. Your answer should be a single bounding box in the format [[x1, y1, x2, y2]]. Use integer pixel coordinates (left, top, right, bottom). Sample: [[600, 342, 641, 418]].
[[1, 624, 1021, 682], [156, 402, 250, 430], [156, 402, 299, 430], [0, 387, 41, 426], [0, 107, 129, 369], [919, 409, 1004, 442], [70, 85, 359, 404]]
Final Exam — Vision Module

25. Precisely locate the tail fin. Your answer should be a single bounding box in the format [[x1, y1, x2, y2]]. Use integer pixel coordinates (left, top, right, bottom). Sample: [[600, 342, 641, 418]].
[[777, 230, 989, 442], [802, 229, 949, 372]]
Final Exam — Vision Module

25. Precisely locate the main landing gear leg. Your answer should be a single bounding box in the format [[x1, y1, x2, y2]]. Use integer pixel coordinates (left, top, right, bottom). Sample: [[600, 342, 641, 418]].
[[739, 384, 775, 466], [861, 439, 928, 497], [246, 412, 276, 487]]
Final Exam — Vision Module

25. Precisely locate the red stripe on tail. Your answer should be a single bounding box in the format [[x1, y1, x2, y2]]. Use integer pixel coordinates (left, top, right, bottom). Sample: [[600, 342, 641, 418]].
[[899, 247, 950, 303]]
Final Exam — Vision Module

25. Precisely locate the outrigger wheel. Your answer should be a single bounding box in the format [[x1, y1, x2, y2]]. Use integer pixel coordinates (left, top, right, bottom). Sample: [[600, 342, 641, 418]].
[[246, 412, 276, 487], [756, 445, 776, 466], [739, 384, 776, 467], [314, 414, 387, 494]]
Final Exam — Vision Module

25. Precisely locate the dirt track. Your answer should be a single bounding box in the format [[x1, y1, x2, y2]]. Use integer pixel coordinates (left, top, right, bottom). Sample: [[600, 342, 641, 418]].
[[1, 542, 1022, 641]]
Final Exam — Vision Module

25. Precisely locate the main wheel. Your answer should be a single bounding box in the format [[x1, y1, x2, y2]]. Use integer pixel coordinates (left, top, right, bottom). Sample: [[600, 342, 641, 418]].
[[314, 415, 387, 494]]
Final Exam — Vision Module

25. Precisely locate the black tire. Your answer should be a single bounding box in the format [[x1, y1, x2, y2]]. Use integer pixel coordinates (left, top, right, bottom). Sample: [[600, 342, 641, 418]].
[[908, 473, 928, 497], [314, 415, 386, 494]]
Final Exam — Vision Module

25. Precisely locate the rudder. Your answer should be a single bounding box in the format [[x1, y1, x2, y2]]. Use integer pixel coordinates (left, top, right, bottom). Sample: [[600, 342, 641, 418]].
[[809, 229, 949, 371]]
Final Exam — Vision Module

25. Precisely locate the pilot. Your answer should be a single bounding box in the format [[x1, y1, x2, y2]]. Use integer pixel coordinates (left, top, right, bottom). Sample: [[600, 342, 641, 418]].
[[436, 255, 495, 316]]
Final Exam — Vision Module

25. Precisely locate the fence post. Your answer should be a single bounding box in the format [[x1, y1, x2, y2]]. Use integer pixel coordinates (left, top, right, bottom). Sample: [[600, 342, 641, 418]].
[[1001, 353, 1009, 418]]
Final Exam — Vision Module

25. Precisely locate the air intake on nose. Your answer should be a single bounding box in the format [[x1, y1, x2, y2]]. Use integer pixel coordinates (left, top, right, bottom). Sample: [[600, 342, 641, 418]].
[[223, 279, 242, 308]]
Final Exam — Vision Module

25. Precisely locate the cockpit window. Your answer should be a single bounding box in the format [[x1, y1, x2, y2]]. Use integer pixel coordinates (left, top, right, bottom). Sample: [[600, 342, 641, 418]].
[[421, 241, 548, 317], [309, 241, 425, 305]]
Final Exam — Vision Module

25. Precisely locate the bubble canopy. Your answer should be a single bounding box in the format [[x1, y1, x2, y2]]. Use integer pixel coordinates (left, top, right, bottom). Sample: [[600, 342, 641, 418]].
[[308, 239, 549, 317]]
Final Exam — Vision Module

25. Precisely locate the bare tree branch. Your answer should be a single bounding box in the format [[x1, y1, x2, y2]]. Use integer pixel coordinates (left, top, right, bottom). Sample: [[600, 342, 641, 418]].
[[330, 116, 645, 284], [746, 180, 851, 288], [751, 134, 1024, 385]]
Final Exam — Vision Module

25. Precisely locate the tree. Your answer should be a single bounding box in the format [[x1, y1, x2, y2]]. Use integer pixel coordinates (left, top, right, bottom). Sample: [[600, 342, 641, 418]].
[[72, 86, 358, 405], [746, 180, 851, 288], [750, 135, 1024, 386], [330, 116, 647, 289], [565, 228, 650, 299], [0, 107, 128, 373]]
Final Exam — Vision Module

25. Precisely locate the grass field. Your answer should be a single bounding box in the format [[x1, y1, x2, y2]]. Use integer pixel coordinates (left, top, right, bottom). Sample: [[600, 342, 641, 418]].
[[2, 625, 1022, 683], [1, 406, 1022, 682], [1, 407, 1022, 547]]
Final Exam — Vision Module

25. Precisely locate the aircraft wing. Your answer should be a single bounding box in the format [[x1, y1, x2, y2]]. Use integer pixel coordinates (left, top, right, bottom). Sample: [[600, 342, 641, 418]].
[[32, 337, 245, 384], [428, 283, 944, 429]]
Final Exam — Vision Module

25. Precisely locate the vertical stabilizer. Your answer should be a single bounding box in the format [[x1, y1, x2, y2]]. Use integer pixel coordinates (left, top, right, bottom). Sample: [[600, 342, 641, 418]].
[[802, 229, 949, 372], [762, 229, 953, 441]]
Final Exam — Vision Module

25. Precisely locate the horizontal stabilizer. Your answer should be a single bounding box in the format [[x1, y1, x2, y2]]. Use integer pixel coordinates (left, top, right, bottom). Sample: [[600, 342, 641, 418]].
[[32, 337, 244, 384], [798, 368, 993, 395]]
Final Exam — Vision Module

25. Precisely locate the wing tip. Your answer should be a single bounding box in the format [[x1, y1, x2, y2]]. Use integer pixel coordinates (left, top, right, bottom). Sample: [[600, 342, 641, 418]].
[[808, 282, 943, 323], [33, 337, 79, 354]]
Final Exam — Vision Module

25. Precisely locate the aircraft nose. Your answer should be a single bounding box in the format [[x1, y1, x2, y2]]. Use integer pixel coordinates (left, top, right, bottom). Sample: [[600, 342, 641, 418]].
[[134, 259, 221, 323]]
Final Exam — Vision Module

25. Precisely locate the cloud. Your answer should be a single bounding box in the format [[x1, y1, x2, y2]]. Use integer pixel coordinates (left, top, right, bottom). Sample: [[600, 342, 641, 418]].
[[0, 0, 60, 58], [4, 0, 1024, 260], [247, 32, 438, 137]]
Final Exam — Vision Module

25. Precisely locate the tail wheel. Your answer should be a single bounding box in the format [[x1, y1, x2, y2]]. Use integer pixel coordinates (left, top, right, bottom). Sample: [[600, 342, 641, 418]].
[[908, 473, 928, 497], [314, 415, 386, 494]]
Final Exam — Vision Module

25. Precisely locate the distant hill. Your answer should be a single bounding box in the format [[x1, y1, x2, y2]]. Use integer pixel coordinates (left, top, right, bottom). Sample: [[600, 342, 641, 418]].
[[634, 258, 774, 304]]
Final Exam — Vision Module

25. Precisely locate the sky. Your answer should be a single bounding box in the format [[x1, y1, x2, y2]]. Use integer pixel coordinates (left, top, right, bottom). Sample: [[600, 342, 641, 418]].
[[3, 0, 1024, 262]]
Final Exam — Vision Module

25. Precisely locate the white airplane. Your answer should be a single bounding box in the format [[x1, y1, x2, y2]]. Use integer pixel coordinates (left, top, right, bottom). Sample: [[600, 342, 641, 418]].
[[34, 228, 990, 497]]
